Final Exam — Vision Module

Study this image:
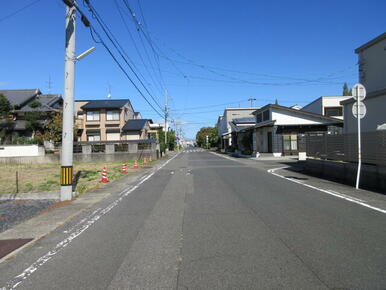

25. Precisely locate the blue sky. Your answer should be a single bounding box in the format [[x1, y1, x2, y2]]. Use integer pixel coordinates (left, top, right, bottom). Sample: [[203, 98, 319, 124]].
[[1, 0, 385, 138]]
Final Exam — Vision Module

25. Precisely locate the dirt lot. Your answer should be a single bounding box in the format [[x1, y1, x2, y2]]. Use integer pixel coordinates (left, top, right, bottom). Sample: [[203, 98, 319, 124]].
[[0, 159, 151, 195]]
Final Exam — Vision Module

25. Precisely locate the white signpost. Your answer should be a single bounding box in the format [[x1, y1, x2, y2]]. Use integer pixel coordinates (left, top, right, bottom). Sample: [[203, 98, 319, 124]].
[[352, 83, 366, 189]]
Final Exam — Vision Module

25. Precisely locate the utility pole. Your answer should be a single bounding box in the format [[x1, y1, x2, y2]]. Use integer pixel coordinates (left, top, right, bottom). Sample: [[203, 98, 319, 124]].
[[60, 4, 76, 201], [164, 89, 168, 154], [248, 97, 256, 107]]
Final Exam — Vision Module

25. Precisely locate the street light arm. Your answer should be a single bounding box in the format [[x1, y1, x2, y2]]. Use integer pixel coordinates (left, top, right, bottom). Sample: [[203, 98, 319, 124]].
[[76, 46, 96, 61]]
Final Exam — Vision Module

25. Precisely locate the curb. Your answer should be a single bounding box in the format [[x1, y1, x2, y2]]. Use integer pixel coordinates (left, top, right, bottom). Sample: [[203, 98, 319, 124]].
[[0, 156, 171, 263], [0, 192, 60, 200]]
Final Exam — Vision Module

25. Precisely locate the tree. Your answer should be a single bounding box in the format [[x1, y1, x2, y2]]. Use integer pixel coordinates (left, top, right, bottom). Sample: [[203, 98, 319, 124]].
[[0, 94, 12, 119], [196, 127, 219, 148], [25, 111, 44, 137], [158, 130, 176, 152], [343, 83, 351, 96], [43, 111, 62, 142]]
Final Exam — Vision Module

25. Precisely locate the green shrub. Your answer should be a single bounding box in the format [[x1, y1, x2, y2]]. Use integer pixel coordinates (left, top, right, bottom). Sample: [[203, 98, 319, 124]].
[[77, 184, 87, 194]]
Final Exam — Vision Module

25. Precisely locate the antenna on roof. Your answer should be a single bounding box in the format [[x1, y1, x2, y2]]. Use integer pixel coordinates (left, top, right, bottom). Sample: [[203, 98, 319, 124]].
[[107, 82, 112, 99], [248, 97, 256, 107], [47, 75, 53, 94]]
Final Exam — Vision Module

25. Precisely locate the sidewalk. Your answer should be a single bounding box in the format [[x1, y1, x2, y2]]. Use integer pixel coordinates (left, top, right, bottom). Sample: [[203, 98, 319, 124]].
[[217, 152, 386, 214], [0, 156, 169, 262], [268, 165, 386, 213]]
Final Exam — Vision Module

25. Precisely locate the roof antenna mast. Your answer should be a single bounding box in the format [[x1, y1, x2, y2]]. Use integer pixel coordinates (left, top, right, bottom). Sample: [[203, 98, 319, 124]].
[[107, 82, 112, 99], [47, 75, 53, 94]]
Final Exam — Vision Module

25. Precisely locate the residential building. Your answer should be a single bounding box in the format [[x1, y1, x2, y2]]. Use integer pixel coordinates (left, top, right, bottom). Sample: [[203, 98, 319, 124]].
[[0, 89, 62, 138], [341, 32, 386, 133], [250, 104, 343, 156], [216, 107, 259, 150], [290, 104, 302, 110], [75, 99, 150, 141], [301, 96, 351, 120], [133, 112, 142, 119], [229, 117, 256, 154], [122, 119, 152, 140]]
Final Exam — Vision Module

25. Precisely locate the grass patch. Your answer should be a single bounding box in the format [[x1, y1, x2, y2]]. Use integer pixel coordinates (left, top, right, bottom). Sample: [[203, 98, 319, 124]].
[[0, 159, 146, 195]]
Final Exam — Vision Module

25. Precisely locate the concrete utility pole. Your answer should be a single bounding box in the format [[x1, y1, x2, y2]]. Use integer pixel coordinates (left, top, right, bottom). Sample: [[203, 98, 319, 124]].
[[60, 5, 76, 201], [164, 89, 168, 153]]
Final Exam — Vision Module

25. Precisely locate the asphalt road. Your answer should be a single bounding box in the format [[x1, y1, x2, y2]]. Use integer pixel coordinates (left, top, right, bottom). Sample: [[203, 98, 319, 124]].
[[1, 149, 386, 289]]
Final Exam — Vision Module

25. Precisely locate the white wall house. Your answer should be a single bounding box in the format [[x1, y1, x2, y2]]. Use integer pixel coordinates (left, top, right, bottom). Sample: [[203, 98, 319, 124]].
[[301, 96, 351, 120], [250, 104, 342, 156], [216, 107, 258, 150], [341, 32, 386, 133]]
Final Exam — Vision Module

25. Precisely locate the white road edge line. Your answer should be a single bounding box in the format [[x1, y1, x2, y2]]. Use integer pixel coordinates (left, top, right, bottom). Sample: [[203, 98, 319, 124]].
[[3, 152, 181, 290], [268, 167, 386, 215], [209, 151, 235, 161]]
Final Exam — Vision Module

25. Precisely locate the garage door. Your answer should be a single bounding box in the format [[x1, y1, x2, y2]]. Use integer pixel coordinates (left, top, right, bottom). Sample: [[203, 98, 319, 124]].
[[106, 133, 120, 141]]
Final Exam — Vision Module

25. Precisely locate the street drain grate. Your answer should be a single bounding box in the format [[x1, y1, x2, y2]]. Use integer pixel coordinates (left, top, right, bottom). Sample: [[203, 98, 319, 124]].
[[0, 238, 33, 259]]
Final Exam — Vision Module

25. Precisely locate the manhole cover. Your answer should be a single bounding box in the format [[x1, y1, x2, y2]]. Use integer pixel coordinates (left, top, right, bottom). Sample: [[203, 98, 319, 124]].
[[0, 238, 33, 259]]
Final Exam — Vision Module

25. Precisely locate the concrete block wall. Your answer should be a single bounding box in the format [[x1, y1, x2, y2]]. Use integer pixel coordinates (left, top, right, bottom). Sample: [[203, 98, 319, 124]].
[[0, 145, 45, 157], [305, 159, 386, 193], [0, 150, 158, 165]]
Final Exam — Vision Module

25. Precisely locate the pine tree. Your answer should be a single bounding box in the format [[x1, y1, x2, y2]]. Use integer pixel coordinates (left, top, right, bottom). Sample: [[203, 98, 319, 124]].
[[0, 94, 12, 119], [343, 83, 350, 96]]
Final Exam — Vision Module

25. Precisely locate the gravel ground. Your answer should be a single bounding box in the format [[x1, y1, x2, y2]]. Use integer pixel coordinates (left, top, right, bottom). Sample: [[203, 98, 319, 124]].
[[0, 200, 55, 233]]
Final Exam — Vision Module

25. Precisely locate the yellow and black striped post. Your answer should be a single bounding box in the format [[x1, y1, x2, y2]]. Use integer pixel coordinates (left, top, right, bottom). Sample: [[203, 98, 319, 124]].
[[61, 166, 73, 186]]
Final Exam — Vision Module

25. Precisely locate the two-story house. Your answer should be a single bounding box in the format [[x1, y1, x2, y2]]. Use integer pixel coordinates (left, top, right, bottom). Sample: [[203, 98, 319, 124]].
[[216, 107, 259, 151], [301, 96, 351, 120], [0, 89, 62, 139], [75, 99, 149, 141], [341, 32, 386, 133]]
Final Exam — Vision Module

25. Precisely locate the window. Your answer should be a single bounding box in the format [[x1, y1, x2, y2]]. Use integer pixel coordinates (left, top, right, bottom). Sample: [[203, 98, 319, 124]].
[[324, 107, 343, 117], [256, 113, 262, 123], [87, 134, 100, 141], [86, 111, 100, 121], [106, 110, 120, 121], [263, 110, 270, 121], [283, 134, 298, 152]]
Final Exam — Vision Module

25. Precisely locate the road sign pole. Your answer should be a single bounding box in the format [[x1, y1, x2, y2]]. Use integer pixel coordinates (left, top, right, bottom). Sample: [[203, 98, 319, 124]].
[[356, 94, 361, 189], [352, 83, 366, 190]]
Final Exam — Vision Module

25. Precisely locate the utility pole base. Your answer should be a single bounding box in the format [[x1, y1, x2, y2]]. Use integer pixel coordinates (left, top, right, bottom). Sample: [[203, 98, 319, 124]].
[[60, 186, 73, 201]]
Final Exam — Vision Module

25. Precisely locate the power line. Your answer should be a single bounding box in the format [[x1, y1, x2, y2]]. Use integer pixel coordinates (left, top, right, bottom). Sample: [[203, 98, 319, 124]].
[[120, 0, 188, 81], [170, 99, 250, 111], [84, 1, 164, 112], [113, 0, 164, 97], [153, 38, 357, 84], [90, 26, 164, 118], [73, 3, 164, 118], [121, 0, 167, 90], [136, 0, 149, 30], [0, 0, 42, 23]]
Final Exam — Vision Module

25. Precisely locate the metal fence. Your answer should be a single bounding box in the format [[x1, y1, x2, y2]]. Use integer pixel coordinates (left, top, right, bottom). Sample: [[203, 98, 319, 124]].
[[306, 131, 386, 166]]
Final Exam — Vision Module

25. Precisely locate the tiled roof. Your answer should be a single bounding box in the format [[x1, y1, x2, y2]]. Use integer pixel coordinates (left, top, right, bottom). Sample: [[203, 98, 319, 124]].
[[122, 119, 149, 131], [0, 89, 40, 107], [15, 94, 62, 112], [0, 120, 27, 131], [81, 99, 131, 109]]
